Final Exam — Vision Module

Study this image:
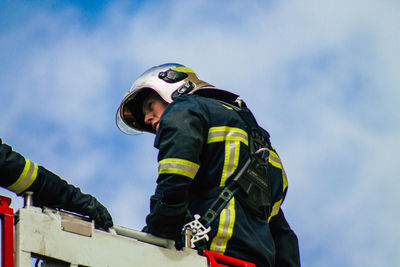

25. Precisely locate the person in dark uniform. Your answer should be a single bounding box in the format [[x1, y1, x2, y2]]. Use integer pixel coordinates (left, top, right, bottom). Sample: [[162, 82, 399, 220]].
[[116, 63, 300, 266], [0, 138, 113, 230]]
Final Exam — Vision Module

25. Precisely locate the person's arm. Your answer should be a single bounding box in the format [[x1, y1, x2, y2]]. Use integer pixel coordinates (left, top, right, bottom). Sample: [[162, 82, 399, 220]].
[[0, 138, 113, 230], [143, 99, 207, 239], [269, 209, 301, 267]]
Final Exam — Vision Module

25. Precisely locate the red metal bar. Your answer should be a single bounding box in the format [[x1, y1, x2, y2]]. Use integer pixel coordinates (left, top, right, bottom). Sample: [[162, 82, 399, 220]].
[[202, 250, 256, 267], [0, 196, 14, 267]]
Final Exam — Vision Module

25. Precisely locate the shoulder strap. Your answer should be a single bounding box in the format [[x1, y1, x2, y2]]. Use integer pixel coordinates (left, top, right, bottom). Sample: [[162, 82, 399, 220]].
[[189, 99, 273, 250]]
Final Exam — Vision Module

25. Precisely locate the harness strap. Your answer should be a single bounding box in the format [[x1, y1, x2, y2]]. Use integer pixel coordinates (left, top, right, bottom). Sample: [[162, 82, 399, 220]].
[[191, 182, 239, 251], [199, 182, 240, 228], [188, 100, 273, 251]]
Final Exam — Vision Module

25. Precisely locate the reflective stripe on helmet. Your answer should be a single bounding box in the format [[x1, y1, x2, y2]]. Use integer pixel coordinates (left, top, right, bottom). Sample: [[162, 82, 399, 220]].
[[7, 158, 38, 194], [173, 66, 196, 74], [158, 158, 200, 179]]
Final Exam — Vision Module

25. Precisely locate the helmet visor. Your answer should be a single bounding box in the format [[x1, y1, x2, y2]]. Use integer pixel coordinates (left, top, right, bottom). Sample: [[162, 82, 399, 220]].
[[116, 88, 156, 135], [116, 111, 143, 135]]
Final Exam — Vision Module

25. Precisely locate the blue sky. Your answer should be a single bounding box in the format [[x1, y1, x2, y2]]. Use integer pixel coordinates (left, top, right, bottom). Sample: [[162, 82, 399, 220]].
[[1, 0, 399, 266]]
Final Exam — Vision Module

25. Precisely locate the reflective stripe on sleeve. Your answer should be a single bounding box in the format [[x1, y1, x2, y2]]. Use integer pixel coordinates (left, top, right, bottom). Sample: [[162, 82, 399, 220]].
[[158, 158, 200, 179], [268, 199, 283, 222], [282, 168, 288, 193], [7, 158, 39, 194], [268, 149, 288, 191], [210, 196, 236, 254], [207, 127, 248, 146], [268, 149, 282, 168], [266, 149, 288, 222]]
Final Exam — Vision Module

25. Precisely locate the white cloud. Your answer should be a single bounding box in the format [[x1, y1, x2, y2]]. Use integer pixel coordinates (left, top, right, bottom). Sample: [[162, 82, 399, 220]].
[[1, 0, 399, 266]]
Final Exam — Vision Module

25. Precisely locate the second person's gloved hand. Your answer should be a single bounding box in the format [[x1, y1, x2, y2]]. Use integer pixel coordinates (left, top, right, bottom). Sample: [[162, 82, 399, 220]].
[[28, 167, 114, 230], [71, 192, 114, 230]]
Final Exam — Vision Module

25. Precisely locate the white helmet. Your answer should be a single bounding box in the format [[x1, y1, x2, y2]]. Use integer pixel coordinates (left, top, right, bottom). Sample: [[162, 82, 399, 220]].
[[116, 63, 239, 134]]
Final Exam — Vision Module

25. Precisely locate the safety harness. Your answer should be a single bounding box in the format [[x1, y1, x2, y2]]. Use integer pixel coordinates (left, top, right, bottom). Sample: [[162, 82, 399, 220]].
[[183, 96, 273, 250]]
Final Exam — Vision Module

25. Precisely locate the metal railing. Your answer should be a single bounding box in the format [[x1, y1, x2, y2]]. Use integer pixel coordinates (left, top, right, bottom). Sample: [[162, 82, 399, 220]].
[[0, 195, 14, 267]]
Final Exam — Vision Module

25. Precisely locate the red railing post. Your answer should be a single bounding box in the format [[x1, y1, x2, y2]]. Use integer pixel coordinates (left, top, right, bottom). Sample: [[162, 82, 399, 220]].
[[0, 196, 14, 267], [202, 250, 256, 267]]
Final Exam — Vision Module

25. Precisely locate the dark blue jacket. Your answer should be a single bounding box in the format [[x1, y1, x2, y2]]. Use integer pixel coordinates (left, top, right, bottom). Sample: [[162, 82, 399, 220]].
[[144, 95, 300, 267]]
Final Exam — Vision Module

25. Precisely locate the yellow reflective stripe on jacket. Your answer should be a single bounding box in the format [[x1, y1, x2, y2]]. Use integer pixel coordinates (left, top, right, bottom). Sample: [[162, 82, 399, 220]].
[[269, 149, 288, 192], [266, 148, 288, 222], [158, 158, 200, 179], [207, 127, 247, 186], [207, 126, 248, 146], [222, 104, 233, 110], [282, 168, 288, 193], [210, 197, 236, 254], [268, 199, 283, 222], [7, 158, 38, 194], [220, 140, 240, 186], [268, 149, 282, 168]]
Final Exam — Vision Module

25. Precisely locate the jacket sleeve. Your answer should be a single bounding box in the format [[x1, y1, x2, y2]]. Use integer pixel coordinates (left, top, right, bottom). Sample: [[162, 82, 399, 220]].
[[269, 209, 301, 267], [0, 138, 113, 230], [0, 139, 38, 192], [143, 99, 208, 239]]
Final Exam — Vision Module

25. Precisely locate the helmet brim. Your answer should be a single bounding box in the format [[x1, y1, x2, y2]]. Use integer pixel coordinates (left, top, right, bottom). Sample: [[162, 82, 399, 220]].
[[116, 88, 156, 134]]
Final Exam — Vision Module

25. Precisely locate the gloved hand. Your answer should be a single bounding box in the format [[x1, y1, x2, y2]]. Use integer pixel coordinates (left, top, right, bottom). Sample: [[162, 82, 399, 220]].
[[69, 192, 114, 231], [29, 167, 114, 230], [143, 195, 188, 240]]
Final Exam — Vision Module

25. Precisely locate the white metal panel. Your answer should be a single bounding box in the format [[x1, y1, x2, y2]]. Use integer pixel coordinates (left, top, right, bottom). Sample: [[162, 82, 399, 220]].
[[14, 207, 207, 267]]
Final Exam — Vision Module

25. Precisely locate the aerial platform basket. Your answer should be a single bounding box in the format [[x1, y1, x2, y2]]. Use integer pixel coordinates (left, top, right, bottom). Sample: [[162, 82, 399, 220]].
[[0, 194, 254, 267]]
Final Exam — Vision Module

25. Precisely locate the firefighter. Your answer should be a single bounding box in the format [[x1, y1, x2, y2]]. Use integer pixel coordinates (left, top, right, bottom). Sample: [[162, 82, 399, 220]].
[[116, 63, 300, 266], [0, 138, 113, 230]]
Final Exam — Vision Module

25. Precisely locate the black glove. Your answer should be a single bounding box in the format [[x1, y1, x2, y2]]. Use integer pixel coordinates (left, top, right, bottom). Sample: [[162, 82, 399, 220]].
[[68, 190, 114, 231], [143, 195, 188, 240], [29, 167, 114, 231]]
